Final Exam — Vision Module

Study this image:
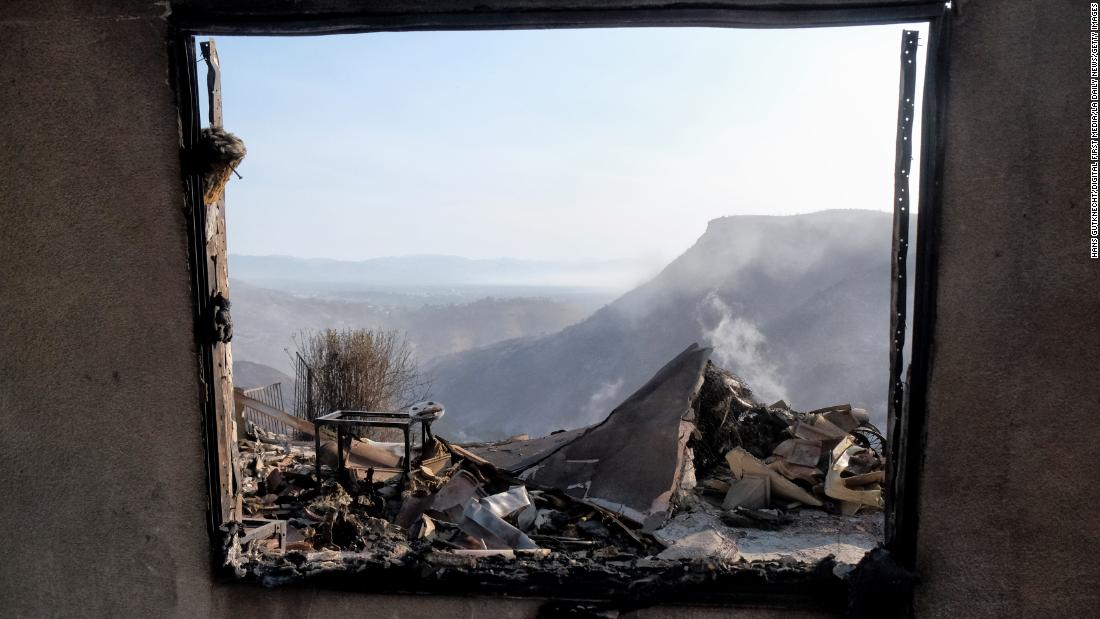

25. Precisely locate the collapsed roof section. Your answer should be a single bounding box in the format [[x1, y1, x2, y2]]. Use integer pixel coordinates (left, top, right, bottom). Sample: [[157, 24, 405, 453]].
[[460, 342, 887, 531], [522, 343, 709, 528]]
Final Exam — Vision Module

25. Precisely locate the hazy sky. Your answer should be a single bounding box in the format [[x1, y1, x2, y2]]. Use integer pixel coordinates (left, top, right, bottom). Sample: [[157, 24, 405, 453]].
[[210, 24, 926, 263]]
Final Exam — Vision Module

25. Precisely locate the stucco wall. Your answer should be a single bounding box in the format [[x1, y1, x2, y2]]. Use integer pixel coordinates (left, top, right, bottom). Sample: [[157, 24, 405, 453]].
[[0, 2, 213, 616], [0, 0, 1095, 617], [914, 0, 1100, 616]]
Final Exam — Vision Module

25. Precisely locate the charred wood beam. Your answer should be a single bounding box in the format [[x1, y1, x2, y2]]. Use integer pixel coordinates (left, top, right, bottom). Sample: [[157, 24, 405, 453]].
[[887, 6, 953, 572], [223, 528, 848, 612], [170, 29, 231, 534], [171, 2, 947, 35]]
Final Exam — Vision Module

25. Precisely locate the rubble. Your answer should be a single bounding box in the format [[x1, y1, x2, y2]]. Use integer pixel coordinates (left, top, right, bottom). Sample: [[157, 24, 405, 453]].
[[720, 473, 769, 510], [226, 343, 889, 600], [726, 447, 823, 507], [652, 511, 741, 562], [824, 436, 886, 512]]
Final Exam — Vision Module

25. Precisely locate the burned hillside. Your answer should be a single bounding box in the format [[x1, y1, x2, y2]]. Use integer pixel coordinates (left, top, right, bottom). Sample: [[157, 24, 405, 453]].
[[229, 344, 886, 597], [427, 210, 917, 441]]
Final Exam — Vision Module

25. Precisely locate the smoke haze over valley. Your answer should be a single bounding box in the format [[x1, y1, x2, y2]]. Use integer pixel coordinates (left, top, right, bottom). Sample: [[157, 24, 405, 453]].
[[232, 210, 913, 440]]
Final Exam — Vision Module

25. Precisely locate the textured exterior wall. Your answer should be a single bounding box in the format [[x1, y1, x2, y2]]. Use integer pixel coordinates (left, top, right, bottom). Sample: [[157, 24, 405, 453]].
[[914, 0, 1100, 616], [0, 1, 210, 617], [0, 0, 1094, 617]]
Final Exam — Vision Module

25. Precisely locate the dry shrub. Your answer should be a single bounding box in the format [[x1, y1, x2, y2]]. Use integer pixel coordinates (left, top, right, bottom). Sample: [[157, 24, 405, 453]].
[[296, 329, 430, 435]]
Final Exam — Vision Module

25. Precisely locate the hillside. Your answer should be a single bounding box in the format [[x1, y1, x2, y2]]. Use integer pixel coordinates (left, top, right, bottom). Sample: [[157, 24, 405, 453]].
[[233, 359, 295, 409], [427, 210, 914, 440]]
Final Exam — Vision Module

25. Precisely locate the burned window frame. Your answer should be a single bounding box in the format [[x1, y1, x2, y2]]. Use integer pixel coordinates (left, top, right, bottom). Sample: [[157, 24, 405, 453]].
[[168, 0, 952, 611]]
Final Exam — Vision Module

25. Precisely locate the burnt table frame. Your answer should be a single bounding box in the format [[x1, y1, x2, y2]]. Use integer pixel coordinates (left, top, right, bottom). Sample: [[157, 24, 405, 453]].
[[313, 410, 430, 490]]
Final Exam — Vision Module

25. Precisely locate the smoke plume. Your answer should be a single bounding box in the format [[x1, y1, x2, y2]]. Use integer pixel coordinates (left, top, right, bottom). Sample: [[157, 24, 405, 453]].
[[697, 291, 787, 403]]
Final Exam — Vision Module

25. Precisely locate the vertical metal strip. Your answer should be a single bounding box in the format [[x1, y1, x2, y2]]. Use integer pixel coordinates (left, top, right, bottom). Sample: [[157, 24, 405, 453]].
[[886, 29, 920, 546]]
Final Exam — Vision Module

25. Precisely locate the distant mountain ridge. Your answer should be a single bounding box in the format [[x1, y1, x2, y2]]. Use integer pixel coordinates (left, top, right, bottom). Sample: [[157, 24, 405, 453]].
[[426, 210, 914, 441], [229, 253, 661, 292]]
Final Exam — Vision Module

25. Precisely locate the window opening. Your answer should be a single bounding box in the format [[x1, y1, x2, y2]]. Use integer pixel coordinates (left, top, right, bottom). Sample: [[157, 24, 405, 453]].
[[187, 20, 935, 606]]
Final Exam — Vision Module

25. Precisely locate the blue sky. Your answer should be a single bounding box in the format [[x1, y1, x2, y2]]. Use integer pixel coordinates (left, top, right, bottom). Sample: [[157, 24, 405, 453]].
[[208, 24, 926, 263]]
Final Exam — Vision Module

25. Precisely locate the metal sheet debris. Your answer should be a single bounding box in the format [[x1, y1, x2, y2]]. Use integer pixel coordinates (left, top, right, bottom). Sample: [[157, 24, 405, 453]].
[[527, 344, 711, 526], [461, 498, 538, 550]]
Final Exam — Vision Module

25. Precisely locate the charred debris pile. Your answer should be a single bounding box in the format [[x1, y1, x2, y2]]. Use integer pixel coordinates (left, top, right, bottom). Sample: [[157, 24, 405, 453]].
[[227, 344, 886, 594]]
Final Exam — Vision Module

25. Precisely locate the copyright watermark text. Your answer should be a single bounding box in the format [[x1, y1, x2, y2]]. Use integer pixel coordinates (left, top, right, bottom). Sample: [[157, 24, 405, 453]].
[[1091, 4, 1098, 257]]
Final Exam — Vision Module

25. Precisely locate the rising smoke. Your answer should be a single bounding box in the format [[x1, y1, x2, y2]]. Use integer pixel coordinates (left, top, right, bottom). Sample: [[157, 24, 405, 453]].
[[582, 379, 625, 419], [697, 291, 787, 403]]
